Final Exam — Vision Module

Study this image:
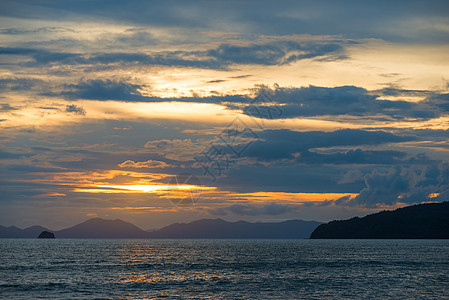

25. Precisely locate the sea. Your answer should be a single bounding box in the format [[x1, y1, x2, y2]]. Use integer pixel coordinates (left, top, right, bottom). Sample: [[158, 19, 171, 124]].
[[1, 239, 449, 299]]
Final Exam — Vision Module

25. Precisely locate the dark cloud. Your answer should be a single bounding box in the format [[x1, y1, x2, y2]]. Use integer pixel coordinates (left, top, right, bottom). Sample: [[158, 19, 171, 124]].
[[0, 47, 86, 66], [62, 79, 144, 101], [0, 47, 38, 55], [297, 149, 408, 165], [343, 164, 449, 207], [0, 178, 75, 202], [0, 149, 30, 159], [0, 77, 42, 91], [244, 129, 414, 161], [1, 0, 448, 43], [38, 106, 58, 110], [1, 38, 350, 70], [206, 79, 227, 84], [0, 27, 74, 35], [62, 149, 103, 155], [207, 127, 436, 196], [424, 93, 449, 112], [0, 103, 18, 111], [230, 75, 252, 79], [349, 166, 410, 207], [335, 195, 352, 205], [7, 164, 68, 173], [243, 85, 439, 120], [208, 203, 298, 216], [217, 163, 366, 194], [204, 40, 350, 66], [31, 146, 52, 151], [47, 81, 449, 122], [55, 78, 249, 102], [376, 87, 432, 97], [65, 104, 86, 115]]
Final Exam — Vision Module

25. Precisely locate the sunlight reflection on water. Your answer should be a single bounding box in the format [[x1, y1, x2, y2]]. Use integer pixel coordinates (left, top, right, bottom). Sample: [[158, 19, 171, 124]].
[[1, 239, 449, 299]]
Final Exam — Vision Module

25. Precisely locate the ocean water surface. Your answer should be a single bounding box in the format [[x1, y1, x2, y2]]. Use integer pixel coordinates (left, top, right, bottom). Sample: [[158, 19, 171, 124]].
[[1, 239, 449, 299]]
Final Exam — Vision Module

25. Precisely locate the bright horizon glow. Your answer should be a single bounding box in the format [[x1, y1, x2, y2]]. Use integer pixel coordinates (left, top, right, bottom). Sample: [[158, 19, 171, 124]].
[[74, 184, 214, 194]]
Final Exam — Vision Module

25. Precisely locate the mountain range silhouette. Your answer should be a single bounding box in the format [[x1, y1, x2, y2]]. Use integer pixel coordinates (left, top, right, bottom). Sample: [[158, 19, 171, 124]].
[[2, 201, 448, 239], [0, 218, 321, 239]]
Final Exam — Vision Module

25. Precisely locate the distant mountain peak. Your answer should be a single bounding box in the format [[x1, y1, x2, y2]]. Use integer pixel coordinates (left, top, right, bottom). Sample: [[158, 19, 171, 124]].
[[55, 217, 148, 238]]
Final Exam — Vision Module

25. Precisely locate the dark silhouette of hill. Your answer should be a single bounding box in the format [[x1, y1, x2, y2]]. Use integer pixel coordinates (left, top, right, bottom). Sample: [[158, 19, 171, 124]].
[[147, 218, 322, 239], [310, 201, 449, 239], [0, 225, 49, 238], [55, 218, 149, 238], [1, 218, 321, 239]]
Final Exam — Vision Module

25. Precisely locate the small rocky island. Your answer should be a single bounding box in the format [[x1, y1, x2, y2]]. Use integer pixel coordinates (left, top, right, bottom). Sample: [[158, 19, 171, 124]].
[[38, 231, 55, 238]]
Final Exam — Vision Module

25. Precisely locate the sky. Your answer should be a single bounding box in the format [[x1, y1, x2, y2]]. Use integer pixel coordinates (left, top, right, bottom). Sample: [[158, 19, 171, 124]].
[[1, 0, 449, 230]]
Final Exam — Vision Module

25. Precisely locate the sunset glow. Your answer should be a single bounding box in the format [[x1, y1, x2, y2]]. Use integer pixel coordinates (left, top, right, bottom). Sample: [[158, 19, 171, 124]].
[[1, 0, 448, 231], [74, 184, 213, 194]]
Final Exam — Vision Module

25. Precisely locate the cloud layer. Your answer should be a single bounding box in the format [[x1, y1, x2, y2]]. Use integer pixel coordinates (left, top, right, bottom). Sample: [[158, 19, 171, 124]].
[[1, 0, 448, 229]]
